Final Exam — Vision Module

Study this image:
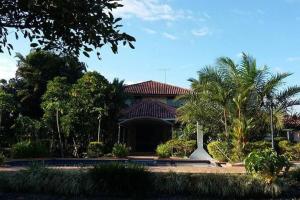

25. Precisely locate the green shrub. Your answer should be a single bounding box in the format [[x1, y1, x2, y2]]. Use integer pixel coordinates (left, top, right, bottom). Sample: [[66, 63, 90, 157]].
[[153, 173, 280, 197], [89, 163, 151, 197], [288, 168, 300, 182], [245, 148, 290, 183], [11, 141, 49, 158], [0, 152, 5, 165], [244, 141, 271, 157], [112, 143, 129, 158], [0, 165, 281, 198], [207, 141, 230, 162], [156, 143, 172, 158], [166, 139, 196, 157], [278, 140, 300, 160], [87, 141, 104, 158]]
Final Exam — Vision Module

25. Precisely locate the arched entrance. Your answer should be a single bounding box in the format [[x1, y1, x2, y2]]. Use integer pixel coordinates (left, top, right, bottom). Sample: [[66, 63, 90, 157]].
[[120, 117, 173, 152]]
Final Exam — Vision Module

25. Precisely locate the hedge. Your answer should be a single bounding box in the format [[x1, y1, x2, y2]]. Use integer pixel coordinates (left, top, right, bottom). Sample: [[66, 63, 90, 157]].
[[0, 164, 281, 198]]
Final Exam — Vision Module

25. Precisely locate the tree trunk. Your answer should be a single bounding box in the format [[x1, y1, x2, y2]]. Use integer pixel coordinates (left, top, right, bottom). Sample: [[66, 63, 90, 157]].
[[97, 117, 101, 142], [223, 108, 228, 138], [270, 106, 274, 149], [56, 109, 64, 157]]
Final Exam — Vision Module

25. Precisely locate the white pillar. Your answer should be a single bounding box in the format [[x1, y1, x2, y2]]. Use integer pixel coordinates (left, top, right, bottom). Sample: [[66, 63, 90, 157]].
[[118, 124, 121, 144], [197, 121, 204, 148], [189, 121, 213, 161]]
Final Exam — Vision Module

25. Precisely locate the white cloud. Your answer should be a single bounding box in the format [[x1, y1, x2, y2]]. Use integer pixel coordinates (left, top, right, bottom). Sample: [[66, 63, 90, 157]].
[[114, 0, 191, 21], [287, 56, 300, 62], [0, 55, 17, 80], [143, 28, 157, 34], [191, 27, 210, 37], [162, 32, 177, 40]]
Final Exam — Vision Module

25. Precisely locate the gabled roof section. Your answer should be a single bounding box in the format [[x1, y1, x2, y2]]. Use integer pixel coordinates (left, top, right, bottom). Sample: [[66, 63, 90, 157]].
[[124, 80, 189, 95], [120, 99, 176, 120]]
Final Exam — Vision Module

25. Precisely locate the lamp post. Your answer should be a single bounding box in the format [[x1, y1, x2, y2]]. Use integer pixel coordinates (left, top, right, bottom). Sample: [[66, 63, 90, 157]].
[[270, 102, 274, 149], [264, 96, 275, 149]]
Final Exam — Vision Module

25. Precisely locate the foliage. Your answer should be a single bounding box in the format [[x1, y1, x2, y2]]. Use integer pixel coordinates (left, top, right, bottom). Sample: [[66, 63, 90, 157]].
[[288, 168, 300, 182], [167, 139, 197, 157], [156, 143, 172, 158], [13, 116, 42, 141], [0, 152, 5, 165], [16, 51, 86, 118], [87, 142, 104, 158], [278, 140, 300, 160], [245, 148, 290, 183], [243, 141, 272, 157], [112, 143, 129, 158], [0, 89, 15, 136], [207, 141, 230, 162], [42, 76, 71, 157], [89, 163, 151, 197], [178, 53, 300, 162], [11, 141, 49, 158], [63, 72, 110, 154], [0, 0, 135, 57], [0, 165, 281, 198]]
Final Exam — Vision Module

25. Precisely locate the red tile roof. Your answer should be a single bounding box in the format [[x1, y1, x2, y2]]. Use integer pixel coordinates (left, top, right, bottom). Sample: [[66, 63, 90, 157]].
[[121, 99, 176, 119], [124, 80, 189, 96], [284, 115, 300, 129]]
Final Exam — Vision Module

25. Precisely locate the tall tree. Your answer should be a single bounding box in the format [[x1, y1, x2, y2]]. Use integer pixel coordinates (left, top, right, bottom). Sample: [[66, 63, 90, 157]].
[[0, 0, 135, 57], [64, 72, 110, 152], [16, 51, 86, 118], [0, 89, 15, 137], [42, 77, 71, 157], [178, 53, 300, 161]]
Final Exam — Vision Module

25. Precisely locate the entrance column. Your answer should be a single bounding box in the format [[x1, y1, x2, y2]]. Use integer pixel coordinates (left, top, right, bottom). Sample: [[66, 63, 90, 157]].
[[118, 123, 121, 144]]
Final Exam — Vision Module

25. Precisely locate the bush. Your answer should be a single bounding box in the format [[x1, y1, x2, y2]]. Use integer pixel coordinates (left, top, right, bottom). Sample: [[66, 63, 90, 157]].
[[288, 168, 300, 182], [278, 140, 300, 160], [244, 141, 271, 157], [156, 139, 196, 158], [156, 143, 172, 158], [153, 173, 280, 197], [0, 165, 281, 198], [112, 143, 129, 158], [87, 141, 104, 158], [245, 148, 290, 183], [89, 163, 151, 197], [166, 139, 196, 157], [207, 141, 230, 162], [11, 141, 49, 158], [0, 153, 5, 165]]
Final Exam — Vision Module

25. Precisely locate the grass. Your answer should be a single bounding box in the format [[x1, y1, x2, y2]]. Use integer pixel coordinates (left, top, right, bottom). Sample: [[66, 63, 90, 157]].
[[0, 163, 292, 198]]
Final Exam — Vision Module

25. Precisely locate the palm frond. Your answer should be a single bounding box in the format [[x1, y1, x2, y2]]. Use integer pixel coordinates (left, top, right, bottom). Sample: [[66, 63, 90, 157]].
[[262, 72, 292, 96], [276, 86, 300, 102]]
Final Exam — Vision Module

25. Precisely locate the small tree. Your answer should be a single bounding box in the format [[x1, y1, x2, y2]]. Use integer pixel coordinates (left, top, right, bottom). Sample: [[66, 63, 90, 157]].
[[0, 89, 15, 136], [93, 107, 108, 142], [42, 77, 70, 157]]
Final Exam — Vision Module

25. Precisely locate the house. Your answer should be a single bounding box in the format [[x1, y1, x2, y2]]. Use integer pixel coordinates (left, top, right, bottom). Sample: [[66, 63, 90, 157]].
[[118, 80, 189, 152], [283, 115, 300, 142]]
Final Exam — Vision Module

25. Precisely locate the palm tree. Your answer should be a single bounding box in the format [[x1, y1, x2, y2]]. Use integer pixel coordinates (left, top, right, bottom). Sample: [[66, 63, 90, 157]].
[[178, 53, 300, 161]]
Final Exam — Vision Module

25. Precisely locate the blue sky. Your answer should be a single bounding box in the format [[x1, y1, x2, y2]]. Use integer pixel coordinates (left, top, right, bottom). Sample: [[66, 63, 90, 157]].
[[1, 0, 300, 91]]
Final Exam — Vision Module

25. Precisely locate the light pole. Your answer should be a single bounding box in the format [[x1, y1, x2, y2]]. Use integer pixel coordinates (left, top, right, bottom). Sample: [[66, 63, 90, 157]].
[[270, 102, 274, 149], [264, 96, 275, 149]]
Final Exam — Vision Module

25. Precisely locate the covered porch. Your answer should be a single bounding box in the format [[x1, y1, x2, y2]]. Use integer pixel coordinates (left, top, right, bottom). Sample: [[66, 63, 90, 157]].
[[118, 99, 177, 152], [118, 117, 174, 152]]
